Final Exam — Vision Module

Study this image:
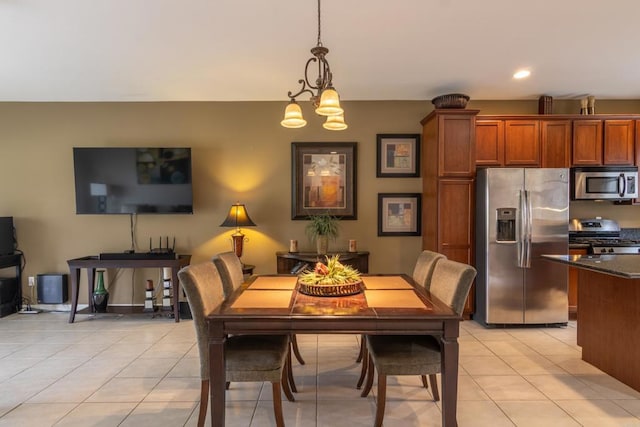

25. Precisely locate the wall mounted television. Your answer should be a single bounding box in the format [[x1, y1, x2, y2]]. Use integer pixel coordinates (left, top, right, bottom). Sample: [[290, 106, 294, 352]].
[[73, 147, 193, 214]]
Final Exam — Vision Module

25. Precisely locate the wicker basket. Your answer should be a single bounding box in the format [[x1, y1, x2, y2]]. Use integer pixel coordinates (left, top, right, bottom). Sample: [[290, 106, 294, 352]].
[[431, 93, 470, 109], [297, 280, 364, 297]]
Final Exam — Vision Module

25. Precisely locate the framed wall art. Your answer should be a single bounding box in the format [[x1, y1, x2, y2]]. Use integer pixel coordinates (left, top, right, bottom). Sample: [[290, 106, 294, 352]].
[[378, 193, 422, 236], [291, 142, 357, 220], [376, 134, 421, 177]]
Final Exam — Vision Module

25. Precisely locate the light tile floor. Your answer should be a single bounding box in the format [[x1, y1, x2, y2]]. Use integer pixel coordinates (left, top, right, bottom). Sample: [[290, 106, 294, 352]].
[[1, 312, 640, 426]]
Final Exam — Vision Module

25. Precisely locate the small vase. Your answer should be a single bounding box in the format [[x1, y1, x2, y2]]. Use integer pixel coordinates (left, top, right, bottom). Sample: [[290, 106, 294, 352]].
[[316, 235, 329, 255], [93, 270, 109, 313]]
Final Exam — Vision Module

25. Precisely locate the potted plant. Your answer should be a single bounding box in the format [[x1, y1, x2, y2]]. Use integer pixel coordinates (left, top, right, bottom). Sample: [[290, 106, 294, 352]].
[[305, 213, 339, 254]]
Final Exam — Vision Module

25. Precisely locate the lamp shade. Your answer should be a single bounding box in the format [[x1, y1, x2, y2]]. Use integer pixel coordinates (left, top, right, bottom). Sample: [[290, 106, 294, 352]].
[[220, 203, 256, 228], [280, 101, 307, 128], [315, 87, 343, 116], [323, 113, 348, 131]]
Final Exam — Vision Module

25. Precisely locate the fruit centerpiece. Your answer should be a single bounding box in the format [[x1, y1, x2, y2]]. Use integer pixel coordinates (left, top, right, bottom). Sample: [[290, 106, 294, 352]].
[[297, 254, 363, 297]]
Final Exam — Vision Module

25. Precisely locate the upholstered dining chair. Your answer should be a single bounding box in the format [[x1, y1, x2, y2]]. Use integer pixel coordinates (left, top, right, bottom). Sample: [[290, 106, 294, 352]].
[[212, 251, 303, 391], [355, 250, 447, 388], [178, 261, 293, 427], [360, 258, 477, 427]]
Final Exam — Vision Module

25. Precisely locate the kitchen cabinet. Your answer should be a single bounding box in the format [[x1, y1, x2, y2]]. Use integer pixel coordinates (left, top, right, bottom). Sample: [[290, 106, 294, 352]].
[[568, 247, 587, 319], [541, 120, 571, 168], [504, 120, 540, 166], [422, 109, 479, 317], [476, 118, 571, 168], [603, 119, 634, 165], [476, 119, 504, 167], [572, 120, 603, 165], [572, 118, 635, 166]]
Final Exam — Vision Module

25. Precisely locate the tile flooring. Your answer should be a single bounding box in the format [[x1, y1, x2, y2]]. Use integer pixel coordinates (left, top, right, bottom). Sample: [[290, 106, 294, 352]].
[[1, 312, 640, 426]]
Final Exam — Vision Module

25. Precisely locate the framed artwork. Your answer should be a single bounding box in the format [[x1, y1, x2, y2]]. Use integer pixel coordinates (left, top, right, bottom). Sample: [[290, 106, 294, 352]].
[[378, 193, 422, 236], [376, 134, 421, 177], [291, 142, 357, 220]]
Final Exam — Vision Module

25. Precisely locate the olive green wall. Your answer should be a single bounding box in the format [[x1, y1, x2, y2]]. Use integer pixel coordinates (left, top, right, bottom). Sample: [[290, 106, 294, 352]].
[[1, 98, 639, 307]]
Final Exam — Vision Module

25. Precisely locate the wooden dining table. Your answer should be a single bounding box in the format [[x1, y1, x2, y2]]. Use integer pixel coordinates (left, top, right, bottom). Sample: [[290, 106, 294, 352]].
[[206, 274, 463, 427]]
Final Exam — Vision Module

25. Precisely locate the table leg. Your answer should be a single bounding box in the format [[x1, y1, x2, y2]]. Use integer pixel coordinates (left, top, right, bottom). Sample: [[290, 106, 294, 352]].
[[88, 268, 96, 313], [441, 325, 460, 427], [171, 267, 180, 322], [209, 326, 226, 427], [68, 267, 81, 323]]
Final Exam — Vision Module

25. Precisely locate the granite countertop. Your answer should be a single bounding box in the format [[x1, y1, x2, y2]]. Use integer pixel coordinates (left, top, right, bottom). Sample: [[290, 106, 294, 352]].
[[542, 254, 640, 279]]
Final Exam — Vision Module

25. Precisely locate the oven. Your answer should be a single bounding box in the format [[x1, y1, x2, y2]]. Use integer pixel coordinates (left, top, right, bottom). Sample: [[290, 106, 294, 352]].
[[569, 218, 640, 254]]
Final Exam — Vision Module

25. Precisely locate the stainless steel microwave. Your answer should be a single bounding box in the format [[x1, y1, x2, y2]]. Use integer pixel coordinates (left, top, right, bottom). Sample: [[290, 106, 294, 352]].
[[571, 166, 638, 200]]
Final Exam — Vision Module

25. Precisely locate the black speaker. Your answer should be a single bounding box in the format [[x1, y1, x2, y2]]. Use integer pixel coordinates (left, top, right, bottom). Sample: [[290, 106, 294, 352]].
[[0, 277, 18, 317], [37, 274, 69, 304], [0, 217, 15, 255]]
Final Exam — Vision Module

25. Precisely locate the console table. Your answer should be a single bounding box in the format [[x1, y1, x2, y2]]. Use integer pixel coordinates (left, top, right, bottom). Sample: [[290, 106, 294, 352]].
[[67, 254, 191, 323], [276, 251, 369, 274]]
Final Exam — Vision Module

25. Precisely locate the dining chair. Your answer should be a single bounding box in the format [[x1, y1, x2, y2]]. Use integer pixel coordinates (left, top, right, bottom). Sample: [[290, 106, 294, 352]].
[[212, 251, 303, 391], [355, 250, 447, 388], [360, 258, 477, 427], [178, 261, 294, 427]]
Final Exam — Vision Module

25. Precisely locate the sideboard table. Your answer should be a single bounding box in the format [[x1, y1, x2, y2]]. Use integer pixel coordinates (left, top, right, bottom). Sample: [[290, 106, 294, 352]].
[[67, 254, 191, 323], [276, 251, 369, 274]]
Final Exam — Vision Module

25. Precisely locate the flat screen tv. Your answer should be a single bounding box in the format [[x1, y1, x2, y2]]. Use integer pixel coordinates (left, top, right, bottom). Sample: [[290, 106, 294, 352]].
[[73, 147, 193, 214]]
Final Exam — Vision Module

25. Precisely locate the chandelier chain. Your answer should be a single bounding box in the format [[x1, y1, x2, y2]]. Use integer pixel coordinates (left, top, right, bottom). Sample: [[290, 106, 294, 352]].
[[317, 0, 322, 47]]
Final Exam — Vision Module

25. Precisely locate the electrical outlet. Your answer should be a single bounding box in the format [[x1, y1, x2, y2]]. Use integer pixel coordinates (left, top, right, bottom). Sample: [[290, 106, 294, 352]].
[[28, 276, 35, 287]]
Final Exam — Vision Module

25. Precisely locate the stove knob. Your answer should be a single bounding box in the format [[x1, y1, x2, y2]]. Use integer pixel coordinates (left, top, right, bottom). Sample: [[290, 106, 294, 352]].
[[600, 248, 607, 253], [608, 248, 615, 253]]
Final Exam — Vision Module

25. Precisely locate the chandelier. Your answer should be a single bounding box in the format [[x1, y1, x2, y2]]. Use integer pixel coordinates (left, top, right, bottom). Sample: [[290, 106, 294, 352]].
[[280, 0, 347, 131]]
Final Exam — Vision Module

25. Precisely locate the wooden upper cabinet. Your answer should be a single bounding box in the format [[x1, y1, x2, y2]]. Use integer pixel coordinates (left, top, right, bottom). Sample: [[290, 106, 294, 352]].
[[603, 119, 635, 165], [572, 119, 603, 165], [504, 120, 540, 166], [476, 120, 504, 166], [541, 120, 571, 168], [422, 110, 477, 178]]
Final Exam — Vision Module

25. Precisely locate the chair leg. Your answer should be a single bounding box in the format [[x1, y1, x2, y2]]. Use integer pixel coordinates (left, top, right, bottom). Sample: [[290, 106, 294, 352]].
[[421, 375, 428, 389], [360, 353, 375, 397], [356, 334, 365, 362], [271, 382, 285, 427], [286, 343, 298, 393], [290, 334, 305, 365], [428, 374, 440, 402], [356, 343, 368, 389], [197, 379, 209, 427], [374, 374, 387, 427], [282, 356, 296, 402]]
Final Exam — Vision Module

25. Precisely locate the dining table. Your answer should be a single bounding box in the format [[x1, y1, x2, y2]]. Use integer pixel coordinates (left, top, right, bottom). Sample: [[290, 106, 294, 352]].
[[206, 274, 463, 427]]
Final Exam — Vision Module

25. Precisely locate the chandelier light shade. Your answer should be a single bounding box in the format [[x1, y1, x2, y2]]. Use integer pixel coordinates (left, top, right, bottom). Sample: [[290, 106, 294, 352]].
[[220, 202, 256, 259], [281, 0, 347, 131], [281, 100, 307, 128], [323, 113, 348, 131]]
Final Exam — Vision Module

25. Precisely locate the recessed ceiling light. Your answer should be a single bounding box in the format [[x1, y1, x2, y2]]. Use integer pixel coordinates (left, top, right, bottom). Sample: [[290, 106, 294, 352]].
[[513, 69, 531, 79]]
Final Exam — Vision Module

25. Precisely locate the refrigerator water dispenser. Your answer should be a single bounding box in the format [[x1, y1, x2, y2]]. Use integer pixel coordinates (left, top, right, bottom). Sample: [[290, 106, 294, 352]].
[[496, 208, 516, 242]]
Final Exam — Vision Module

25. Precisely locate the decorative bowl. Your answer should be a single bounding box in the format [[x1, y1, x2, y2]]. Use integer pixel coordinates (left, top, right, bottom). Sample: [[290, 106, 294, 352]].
[[297, 280, 363, 297], [431, 93, 470, 109]]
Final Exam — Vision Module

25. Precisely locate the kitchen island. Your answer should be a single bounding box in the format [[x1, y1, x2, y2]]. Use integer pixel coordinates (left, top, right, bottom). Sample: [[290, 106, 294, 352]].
[[543, 254, 640, 391]]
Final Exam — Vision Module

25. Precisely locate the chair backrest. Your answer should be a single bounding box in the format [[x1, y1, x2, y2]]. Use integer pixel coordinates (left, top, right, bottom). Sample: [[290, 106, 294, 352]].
[[178, 261, 226, 380], [429, 259, 477, 316], [412, 250, 446, 291], [212, 251, 245, 299]]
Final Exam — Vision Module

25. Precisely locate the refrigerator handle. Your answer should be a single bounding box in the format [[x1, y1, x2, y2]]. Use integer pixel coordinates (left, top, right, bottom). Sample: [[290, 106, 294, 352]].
[[517, 190, 525, 268], [525, 189, 532, 268]]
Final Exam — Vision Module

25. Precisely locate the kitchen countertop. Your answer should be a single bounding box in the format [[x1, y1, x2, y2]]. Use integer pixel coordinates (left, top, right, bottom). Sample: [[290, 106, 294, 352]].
[[542, 254, 640, 279]]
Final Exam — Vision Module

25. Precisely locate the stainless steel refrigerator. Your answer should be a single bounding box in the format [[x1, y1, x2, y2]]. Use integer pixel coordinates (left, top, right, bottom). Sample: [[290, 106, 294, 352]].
[[475, 168, 569, 326]]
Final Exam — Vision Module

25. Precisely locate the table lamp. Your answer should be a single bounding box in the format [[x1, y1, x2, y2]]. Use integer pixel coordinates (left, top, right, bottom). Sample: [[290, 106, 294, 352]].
[[220, 202, 256, 260]]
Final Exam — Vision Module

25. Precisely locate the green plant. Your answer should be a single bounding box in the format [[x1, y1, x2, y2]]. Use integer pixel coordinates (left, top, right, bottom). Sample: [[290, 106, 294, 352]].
[[305, 213, 340, 242]]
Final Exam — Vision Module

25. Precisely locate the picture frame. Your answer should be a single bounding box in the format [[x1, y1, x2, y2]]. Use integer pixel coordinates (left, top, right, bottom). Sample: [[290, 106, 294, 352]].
[[376, 134, 421, 177], [291, 142, 357, 220], [378, 193, 422, 236]]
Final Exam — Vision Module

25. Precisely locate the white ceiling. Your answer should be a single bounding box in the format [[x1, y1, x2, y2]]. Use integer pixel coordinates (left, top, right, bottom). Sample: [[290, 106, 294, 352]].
[[2, 0, 640, 102]]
